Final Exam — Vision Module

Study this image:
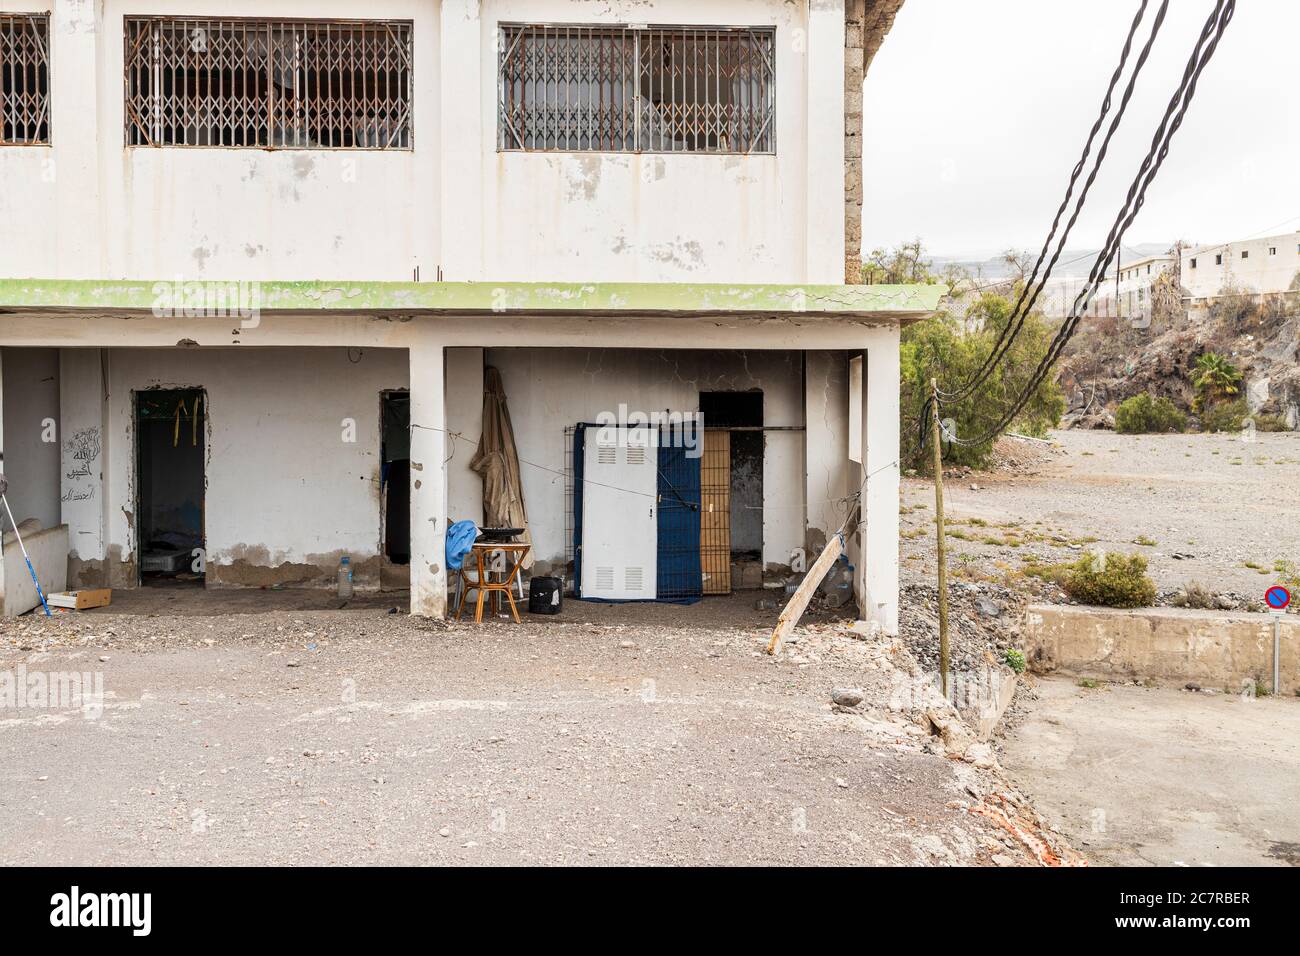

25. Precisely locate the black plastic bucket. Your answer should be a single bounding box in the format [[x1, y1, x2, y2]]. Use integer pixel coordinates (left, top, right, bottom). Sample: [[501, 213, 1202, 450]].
[[528, 576, 563, 615]]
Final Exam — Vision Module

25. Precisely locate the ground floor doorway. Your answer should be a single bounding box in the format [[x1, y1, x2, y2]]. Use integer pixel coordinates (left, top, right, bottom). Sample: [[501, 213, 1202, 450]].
[[381, 390, 411, 566], [135, 388, 206, 586]]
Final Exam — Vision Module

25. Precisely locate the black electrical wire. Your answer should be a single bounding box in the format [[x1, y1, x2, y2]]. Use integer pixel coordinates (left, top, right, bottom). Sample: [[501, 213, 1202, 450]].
[[939, 0, 1161, 406], [939, 0, 1235, 453]]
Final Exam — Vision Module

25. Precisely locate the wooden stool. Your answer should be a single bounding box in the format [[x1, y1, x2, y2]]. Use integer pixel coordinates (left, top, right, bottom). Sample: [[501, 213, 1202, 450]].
[[455, 542, 530, 623]]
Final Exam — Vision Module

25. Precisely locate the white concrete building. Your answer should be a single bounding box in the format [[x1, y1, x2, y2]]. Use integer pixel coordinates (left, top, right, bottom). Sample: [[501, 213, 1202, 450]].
[[1181, 230, 1300, 309], [0, 1, 929, 632]]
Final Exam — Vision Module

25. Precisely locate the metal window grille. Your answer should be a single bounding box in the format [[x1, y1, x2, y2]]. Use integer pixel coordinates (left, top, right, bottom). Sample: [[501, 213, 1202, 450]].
[[124, 17, 413, 148], [499, 23, 775, 154], [0, 13, 50, 145]]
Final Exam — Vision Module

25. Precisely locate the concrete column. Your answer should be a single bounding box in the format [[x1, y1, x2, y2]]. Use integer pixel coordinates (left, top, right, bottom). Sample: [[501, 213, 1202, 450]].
[[409, 336, 448, 617], [439, 0, 485, 280], [859, 328, 900, 634], [805, 0, 846, 284], [60, 349, 108, 587]]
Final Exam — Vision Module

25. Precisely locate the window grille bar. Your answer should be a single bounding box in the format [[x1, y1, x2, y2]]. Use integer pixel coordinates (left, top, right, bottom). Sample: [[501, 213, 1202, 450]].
[[0, 13, 51, 145], [499, 23, 774, 154], [124, 16, 412, 149]]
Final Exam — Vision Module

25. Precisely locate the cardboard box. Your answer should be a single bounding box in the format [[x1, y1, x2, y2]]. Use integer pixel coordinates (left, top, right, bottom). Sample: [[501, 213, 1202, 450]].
[[46, 589, 112, 610]]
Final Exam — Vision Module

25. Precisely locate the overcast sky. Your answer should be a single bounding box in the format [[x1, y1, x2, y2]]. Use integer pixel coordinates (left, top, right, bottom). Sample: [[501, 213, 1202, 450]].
[[862, 0, 1300, 259]]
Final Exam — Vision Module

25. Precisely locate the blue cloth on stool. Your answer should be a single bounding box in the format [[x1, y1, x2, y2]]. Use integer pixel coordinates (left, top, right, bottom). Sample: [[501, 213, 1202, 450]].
[[446, 520, 478, 571]]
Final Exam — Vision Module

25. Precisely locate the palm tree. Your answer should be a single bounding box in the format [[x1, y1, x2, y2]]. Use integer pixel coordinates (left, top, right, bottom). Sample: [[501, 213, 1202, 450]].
[[1192, 352, 1242, 412]]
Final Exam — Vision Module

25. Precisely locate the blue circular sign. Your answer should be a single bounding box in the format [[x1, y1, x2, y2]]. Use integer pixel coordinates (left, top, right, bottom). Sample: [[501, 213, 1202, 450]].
[[1265, 586, 1291, 610]]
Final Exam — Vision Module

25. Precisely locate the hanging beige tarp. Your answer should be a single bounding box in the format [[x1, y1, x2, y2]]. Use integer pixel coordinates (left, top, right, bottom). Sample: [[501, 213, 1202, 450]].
[[469, 366, 534, 569]]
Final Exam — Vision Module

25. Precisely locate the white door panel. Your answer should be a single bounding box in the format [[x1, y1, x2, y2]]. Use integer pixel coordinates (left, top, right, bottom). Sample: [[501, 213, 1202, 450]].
[[581, 426, 657, 600]]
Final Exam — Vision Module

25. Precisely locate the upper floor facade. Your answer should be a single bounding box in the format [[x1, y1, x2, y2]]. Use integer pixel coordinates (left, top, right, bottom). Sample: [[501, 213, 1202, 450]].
[[0, 0, 882, 285], [1181, 230, 1300, 304]]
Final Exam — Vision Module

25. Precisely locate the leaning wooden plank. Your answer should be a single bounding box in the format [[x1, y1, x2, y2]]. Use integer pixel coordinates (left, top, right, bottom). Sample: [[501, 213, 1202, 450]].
[[765, 533, 845, 656]]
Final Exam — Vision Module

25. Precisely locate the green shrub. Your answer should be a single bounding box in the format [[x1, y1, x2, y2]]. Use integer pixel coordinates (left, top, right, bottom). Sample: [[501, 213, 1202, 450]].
[[1062, 552, 1156, 608], [1201, 398, 1248, 433], [1251, 412, 1290, 433], [900, 292, 1065, 469], [1114, 392, 1187, 434], [1004, 649, 1026, 674]]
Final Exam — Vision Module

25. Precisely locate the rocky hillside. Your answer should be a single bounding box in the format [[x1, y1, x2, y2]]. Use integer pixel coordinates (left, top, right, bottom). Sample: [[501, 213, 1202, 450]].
[[1057, 296, 1300, 429]]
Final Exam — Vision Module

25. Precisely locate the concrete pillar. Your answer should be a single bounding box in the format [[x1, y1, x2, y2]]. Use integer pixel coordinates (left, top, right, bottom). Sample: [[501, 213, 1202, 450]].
[[859, 328, 900, 635], [439, 0, 485, 280], [60, 349, 107, 587], [409, 336, 448, 617]]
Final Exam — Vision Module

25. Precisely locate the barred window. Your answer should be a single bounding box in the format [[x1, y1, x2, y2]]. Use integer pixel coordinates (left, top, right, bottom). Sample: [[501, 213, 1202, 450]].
[[1, 13, 50, 145], [498, 24, 775, 154], [124, 17, 413, 148]]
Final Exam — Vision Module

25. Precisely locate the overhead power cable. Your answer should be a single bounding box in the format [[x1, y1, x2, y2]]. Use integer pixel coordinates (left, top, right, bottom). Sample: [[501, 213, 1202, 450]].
[[938, 0, 1236, 452], [938, 0, 1165, 406]]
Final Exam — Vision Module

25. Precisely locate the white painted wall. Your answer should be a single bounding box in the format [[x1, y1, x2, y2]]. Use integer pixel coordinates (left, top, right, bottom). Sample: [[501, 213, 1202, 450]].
[[483, 347, 806, 571], [446, 347, 485, 525], [0, 0, 844, 284], [0, 0, 437, 282], [1182, 231, 1300, 302], [0, 348, 61, 532], [57, 347, 410, 587], [804, 350, 851, 548]]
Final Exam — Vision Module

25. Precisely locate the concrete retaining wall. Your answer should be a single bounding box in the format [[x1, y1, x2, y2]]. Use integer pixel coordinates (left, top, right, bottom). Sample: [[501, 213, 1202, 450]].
[[1025, 604, 1299, 696]]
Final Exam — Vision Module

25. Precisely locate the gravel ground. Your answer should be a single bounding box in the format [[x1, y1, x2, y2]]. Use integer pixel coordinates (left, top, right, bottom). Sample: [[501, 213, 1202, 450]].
[[900, 429, 1300, 603], [0, 609, 1058, 866]]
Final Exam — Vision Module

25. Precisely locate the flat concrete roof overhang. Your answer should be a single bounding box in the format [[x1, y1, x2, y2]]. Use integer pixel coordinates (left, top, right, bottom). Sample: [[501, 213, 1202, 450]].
[[0, 279, 945, 323]]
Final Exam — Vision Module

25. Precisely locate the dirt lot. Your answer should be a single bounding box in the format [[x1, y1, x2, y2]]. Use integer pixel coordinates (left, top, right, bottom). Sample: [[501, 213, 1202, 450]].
[[1000, 678, 1300, 867], [0, 605, 1054, 867], [3, 429, 1294, 867], [900, 429, 1300, 600]]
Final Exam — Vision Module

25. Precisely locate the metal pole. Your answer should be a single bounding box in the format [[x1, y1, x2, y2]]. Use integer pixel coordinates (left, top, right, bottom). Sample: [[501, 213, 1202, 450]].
[[1274, 613, 1282, 696], [930, 379, 950, 699]]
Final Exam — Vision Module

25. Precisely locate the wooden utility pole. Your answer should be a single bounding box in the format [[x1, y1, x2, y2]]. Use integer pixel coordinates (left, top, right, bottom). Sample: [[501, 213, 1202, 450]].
[[930, 379, 950, 699]]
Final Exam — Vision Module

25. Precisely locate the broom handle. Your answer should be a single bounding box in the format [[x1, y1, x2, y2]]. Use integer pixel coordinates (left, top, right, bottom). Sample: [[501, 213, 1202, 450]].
[[2, 493, 51, 617]]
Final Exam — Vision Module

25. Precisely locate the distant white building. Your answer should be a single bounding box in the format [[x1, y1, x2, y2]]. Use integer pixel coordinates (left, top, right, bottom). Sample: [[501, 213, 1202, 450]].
[[1086, 254, 1175, 323], [1181, 230, 1300, 310], [1038, 255, 1174, 323]]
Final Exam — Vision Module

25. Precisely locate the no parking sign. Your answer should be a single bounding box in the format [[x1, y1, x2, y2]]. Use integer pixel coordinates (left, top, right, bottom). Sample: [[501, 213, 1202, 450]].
[[1265, 585, 1291, 612]]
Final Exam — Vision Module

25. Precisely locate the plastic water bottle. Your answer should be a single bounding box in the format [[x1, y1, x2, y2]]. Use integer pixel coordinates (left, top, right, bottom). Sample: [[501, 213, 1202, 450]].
[[337, 555, 353, 600]]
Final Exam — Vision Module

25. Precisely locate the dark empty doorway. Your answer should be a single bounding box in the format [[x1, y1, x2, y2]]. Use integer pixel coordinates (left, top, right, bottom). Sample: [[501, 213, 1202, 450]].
[[135, 388, 205, 586], [381, 391, 410, 565]]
